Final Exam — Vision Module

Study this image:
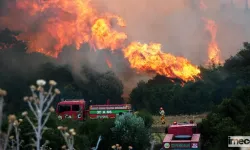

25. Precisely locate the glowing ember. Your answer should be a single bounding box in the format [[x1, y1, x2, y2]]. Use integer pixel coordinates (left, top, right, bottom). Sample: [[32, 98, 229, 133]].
[[123, 42, 201, 82]]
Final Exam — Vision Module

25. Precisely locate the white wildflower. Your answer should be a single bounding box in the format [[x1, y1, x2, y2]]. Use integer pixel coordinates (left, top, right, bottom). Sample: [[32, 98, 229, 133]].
[[36, 79, 46, 86], [49, 80, 57, 86], [22, 111, 28, 116]]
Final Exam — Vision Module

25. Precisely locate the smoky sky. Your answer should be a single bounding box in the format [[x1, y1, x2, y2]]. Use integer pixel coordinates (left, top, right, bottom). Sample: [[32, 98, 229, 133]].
[[92, 0, 250, 64], [61, 0, 250, 95], [1, 0, 250, 96]]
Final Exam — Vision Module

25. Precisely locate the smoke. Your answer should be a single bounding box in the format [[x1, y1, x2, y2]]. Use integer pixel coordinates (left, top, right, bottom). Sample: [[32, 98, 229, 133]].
[[58, 45, 149, 96], [1, 0, 250, 96], [88, 0, 250, 94], [91, 0, 250, 63]]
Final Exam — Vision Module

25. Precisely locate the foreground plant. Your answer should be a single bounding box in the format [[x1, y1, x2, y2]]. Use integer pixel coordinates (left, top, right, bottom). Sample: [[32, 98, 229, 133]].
[[22, 79, 60, 150], [91, 135, 102, 150], [58, 126, 76, 150], [4, 115, 23, 150], [0, 88, 7, 134], [111, 144, 133, 150]]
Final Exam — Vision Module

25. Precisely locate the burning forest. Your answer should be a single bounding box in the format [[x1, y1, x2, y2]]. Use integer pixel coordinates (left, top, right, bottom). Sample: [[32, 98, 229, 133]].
[[0, 0, 250, 86], [1, 1, 250, 150]]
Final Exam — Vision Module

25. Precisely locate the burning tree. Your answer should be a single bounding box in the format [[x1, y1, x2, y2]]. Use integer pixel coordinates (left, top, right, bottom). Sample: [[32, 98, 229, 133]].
[[21, 79, 60, 150]]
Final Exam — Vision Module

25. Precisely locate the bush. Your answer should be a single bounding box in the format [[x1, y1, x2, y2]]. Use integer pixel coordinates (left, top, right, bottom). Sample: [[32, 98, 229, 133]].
[[45, 114, 90, 150], [111, 113, 151, 150], [136, 110, 153, 128], [78, 119, 115, 150], [2, 111, 151, 150]]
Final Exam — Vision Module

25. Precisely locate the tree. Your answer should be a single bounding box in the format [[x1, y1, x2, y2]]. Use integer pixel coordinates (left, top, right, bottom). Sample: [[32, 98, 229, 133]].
[[135, 110, 153, 128], [200, 86, 250, 149], [95, 71, 124, 104]]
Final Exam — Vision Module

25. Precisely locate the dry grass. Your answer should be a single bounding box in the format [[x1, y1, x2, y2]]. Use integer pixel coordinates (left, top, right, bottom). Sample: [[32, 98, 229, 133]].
[[152, 113, 208, 127]]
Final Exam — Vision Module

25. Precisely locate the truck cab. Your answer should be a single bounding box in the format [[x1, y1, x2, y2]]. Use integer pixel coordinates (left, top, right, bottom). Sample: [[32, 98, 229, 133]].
[[56, 100, 86, 120], [161, 121, 201, 150]]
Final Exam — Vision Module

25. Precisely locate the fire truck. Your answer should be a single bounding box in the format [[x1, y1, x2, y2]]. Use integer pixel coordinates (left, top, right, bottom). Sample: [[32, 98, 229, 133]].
[[161, 120, 201, 150], [56, 99, 132, 120]]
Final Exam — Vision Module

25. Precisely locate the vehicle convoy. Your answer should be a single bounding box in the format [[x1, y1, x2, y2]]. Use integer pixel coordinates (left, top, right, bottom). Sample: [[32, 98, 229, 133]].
[[161, 120, 201, 150], [56, 99, 132, 120]]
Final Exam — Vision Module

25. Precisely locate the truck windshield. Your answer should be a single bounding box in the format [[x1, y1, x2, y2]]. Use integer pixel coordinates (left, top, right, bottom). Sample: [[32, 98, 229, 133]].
[[58, 105, 71, 113], [173, 135, 192, 140], [72, 105, 80, 111]]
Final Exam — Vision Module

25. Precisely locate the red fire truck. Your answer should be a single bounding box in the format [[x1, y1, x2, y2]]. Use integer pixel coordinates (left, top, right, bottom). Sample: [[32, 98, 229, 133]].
[[161, 121, 201, 150], [56, 99, 132, 120]]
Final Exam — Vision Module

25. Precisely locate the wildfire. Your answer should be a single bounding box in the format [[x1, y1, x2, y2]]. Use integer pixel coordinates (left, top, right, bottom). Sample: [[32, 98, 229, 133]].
[[123, 42, 201, 82], [203, 18, 221, 64], [91, 18, 127, 51], [1, 0, 127, 57], [198, 1, 222, 65], [0, 0, 201, 82]]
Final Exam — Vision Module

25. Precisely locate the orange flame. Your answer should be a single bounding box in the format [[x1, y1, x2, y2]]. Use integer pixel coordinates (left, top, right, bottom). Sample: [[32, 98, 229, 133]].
[[123, 42, 201, 82], [203, 18, 221, 65], [91, 18, 127, 51], [1, 0, 127, 57], [0, 0, 201, 82]]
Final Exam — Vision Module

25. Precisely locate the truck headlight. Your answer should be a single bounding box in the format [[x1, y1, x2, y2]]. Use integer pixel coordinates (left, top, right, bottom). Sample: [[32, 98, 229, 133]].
[[164, 142, 170, 148]]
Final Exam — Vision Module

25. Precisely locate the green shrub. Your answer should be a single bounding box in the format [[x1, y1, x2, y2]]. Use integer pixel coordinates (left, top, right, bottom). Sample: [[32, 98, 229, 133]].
[[78, 119, 115, 149], [45, 114, 90, 150], [111, 113, 151, 150], [136, 110, 153, 128]]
